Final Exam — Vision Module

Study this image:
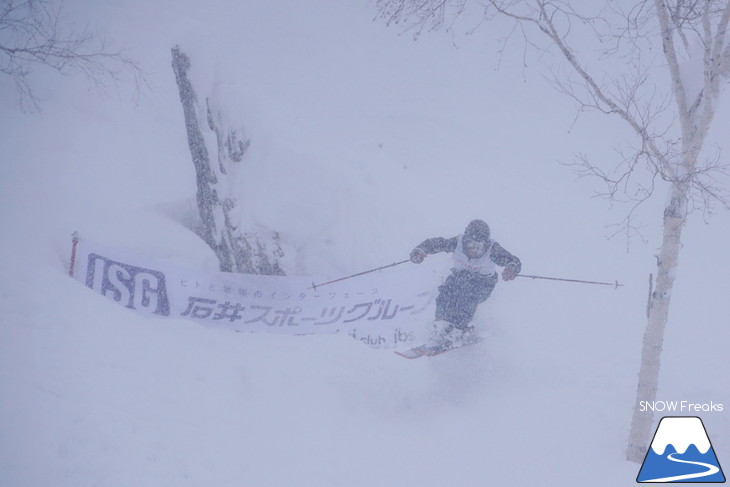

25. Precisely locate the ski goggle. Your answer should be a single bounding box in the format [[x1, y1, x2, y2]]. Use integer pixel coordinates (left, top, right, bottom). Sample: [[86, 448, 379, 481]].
[[464, 239, 487, 256]]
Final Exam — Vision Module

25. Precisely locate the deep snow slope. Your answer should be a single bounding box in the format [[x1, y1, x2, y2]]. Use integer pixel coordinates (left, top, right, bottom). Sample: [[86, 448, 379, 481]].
[[1, 1, 728, 486]]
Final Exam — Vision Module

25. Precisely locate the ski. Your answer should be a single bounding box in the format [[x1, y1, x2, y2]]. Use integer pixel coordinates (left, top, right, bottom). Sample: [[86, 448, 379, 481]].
[[394, 336, 483, 359], [394, 346, 429, 359]]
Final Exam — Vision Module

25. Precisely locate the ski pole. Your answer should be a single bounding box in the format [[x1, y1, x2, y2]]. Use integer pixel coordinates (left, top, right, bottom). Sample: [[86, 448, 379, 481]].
[[310, 259, 411, 291], [517, 273, 623, 288]]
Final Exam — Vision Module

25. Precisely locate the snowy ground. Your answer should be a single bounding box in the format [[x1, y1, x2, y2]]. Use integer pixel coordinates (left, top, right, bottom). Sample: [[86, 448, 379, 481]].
[[1, 1, 729, 486]]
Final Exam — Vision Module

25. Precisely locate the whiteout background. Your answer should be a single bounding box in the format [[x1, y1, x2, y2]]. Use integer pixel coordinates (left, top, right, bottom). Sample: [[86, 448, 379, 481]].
[[1, 1, 728, 486]]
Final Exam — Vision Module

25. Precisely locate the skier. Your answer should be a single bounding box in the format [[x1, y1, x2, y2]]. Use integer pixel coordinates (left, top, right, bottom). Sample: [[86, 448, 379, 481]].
[[409, 219, 521, 349]]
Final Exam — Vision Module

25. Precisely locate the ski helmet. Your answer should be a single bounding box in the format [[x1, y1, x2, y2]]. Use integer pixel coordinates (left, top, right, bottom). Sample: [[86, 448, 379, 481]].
[[464, 219, 490, 243]]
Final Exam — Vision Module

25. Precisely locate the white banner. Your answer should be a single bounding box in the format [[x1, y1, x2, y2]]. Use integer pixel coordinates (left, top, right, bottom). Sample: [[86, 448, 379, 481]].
[[70, 239, 437, 348]]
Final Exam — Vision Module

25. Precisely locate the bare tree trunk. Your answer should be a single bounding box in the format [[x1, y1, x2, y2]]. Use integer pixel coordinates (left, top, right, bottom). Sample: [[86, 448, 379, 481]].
[[171, 45, 284, 275], [626, 186, 687, 462], [626, 1, 730, 460]]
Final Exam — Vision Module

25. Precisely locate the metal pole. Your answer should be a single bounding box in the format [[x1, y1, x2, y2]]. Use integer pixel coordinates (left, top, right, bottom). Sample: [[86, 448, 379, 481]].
[[517, 273, 623, 288], [310, 259, 411, 290]]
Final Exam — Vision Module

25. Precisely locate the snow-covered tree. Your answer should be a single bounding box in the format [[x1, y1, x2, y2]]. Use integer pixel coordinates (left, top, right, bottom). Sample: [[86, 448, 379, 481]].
[[0, 0, 143, 110], [171, 46, 285, 275], [375, 0, 730, 462]]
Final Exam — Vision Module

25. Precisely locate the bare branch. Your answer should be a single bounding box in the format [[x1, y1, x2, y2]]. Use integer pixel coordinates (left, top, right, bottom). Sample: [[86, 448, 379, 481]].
[[373, 0, 730, 228], [0, 0, 146, 110], [488, 1, 680, 185], [374, 0, 468, 38]]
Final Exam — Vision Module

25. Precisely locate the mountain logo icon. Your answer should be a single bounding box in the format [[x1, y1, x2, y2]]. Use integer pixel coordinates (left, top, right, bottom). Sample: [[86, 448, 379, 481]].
[[637, 416, 725, 483]]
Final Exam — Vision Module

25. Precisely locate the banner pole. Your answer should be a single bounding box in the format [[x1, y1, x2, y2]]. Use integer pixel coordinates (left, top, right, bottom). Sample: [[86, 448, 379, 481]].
[[69, 231, 80, 277]]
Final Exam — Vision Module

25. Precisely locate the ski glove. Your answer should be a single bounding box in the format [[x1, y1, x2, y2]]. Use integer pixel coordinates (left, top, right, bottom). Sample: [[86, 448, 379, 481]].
[[502, 264, 519, 281], [410, 248, 427, 264]]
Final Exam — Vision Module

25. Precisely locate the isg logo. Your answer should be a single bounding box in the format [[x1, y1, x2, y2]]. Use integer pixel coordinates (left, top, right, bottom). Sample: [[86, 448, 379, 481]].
[[85, 253, 170, 316]]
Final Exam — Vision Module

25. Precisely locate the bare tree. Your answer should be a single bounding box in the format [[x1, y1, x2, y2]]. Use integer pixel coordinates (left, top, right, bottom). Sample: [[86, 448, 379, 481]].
[[171, 46, 285, 276], [0, 0, 144, 110], [376, 0, 730, 463]]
